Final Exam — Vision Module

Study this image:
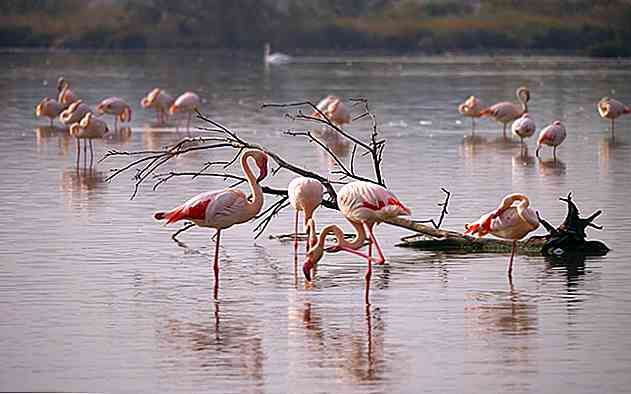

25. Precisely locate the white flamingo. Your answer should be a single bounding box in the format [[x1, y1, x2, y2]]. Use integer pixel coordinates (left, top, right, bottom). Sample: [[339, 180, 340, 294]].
[[536, 121, 566, 160], [169, 92, 200, 132], [458, 95, 484, 132], [598, 97, 630, 137], [35, 97, 63, 126], [481, 87, 530, 138], [288, 177, 324, 253], [69, 112, 109, 166], [141, 88, 174, 125], [57, 77, 77, 109], [96, 97, 132, 130], [511, 113, 536, 147]]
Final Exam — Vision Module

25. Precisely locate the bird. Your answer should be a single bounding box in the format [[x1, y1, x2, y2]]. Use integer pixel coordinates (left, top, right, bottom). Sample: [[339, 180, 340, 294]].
[[302, 180, 411, 304], [597, 97, 630, 138], [264, 43, 292, 65], [140, 88, 174, 125], [35, 97, 63, 126], [480, 86, 530, 138], [169, 92, 200, 132], [153, 149, 269, 299], [57, 77, 77, 109], [511, 113, 536, 147], [59, 100, 92, 126], [96, 97, 132, 130], [69, 112, 109, 166], [288, 177, 324, 253], [313, 95, 352, 126], [458, 95, 484, 133], [536, 121, 566, 160], [465, 193, 540, 279]]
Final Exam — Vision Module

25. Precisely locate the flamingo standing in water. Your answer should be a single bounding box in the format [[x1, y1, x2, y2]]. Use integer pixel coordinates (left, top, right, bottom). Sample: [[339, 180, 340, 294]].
[[57, 77, 77, 109], [288, 177, 324, 253], [313, 95, 352, 126], [141, 88, 174, 125], [597, 97, 630, 138], [480, 86, 530, 138], [96, 97, 132, 130], [536, 121, 566, 160], [511, 113, 536, 148], [153, 149, 269, 299], [458, 95, 484, 133], [170, 92, 200, 132], [35, 97, 63, 126], [302, 181, 411, 304], [69, 112, 109, 166], [465, 193, 540, 279]]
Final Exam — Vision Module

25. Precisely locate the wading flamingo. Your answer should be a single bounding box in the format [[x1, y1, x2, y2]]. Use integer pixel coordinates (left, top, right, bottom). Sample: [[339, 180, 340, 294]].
[[458, 95, 484, 132], [35, 97, 63, 126], [170, 92, 200, 132], [96, 97, 132, 130], [480, 86, 530, 138], [69, 112, 109, 167], [264, 43, 292, 65], [313, 95, 352, 126], [465, 193, 539, 279], [288, 177, 324, 253], [302, 181, 411, 304], [511, 113, 536, 147], [59, 100, 92, 126], [536, 121, 566, 160], [141, 88, 174, 125], [153, 149, 269, 299], [57, 77, 77, 109], [597, 97, 630, 138]]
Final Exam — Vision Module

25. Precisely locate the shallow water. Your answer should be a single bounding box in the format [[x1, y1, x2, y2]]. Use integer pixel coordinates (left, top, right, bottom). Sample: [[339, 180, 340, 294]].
[[1, 49, 631, 393]]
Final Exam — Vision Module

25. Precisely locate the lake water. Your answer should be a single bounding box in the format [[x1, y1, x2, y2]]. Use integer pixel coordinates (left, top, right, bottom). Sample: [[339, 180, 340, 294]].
[[1, 49, 631, 393]]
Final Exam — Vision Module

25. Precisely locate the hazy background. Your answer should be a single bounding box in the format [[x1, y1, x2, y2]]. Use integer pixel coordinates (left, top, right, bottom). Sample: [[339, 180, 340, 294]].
[[1, 0, 630, 56]]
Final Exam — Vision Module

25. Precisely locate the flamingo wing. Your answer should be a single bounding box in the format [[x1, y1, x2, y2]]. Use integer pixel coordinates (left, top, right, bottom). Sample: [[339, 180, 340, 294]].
[[204, 189, 249, 228]]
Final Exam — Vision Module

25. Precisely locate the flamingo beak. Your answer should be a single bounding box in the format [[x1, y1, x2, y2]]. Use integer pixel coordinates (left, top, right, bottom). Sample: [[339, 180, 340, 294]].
[[256, 162, 268, 182], [303, 257, 314, 282]]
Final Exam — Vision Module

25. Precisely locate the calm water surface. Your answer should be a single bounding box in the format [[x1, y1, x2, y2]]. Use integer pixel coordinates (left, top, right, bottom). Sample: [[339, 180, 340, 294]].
[[1, 49, 631, 393]]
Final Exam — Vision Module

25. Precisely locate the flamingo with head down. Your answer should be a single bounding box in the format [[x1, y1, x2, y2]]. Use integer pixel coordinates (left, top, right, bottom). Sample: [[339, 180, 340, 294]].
[[170, 92, 200, 132], [302, 181, 411, 304], [35, 97, 63, 126], [96, 97, 132, 130], [153, 149, 269, 299], [313, 95, 352, 127], [598, 97, 630, 138], [480, 86, 530, 138], [511, 113, 536, 147], [458, 95, 484, 132], [536, 121, 566, 160], [141, 88, 174, 125], [465, 193, 540, 278], [288, 177, 324, 253]]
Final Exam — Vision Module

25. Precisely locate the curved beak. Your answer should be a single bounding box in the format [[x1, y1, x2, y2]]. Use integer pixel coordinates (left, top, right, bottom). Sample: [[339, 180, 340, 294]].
[[256, 165, 268, 182], [302, 257, 314, 282]]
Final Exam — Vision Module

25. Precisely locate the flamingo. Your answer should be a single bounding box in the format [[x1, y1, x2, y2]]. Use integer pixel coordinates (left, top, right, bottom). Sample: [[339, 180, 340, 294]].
[[57, 77, 77, 109], [35, 97, 63, 126], [141, 88, 174, 125], [169, 92, 200, 132], [69, 112, 109, 166], [465, 193, 540, 278], [59, 100, 92, 126], [288, 177, 324, 253], [597, 97, 630, 137], [302, 181, 411, 304], [511, 113, 536, 148], [96, 97, 132, 130], [153, 149, 269, 299], [264, 43, 292, 65], [313, 95, 352, 126], [480, 86, 530, 138], [458, 95, 484, 132], [536, 120, 566, 160]]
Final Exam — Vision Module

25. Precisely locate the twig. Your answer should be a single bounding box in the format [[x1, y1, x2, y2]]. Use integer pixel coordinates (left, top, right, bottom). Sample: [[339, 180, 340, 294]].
[[412, 188, 451, 230]]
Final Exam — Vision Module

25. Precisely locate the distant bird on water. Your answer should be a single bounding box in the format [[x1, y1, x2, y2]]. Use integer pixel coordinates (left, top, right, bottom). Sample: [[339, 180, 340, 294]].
[[313, 95, 352, 126], [153, 149, 269, 299], [458, 95, 484, 133], [69, 112, 109, 166], [480, 86, 530, 138], [35, 97, 63, 126], [465, 193, 539, 279], [169, 92, 200, 133], [264, 43, 292, 65], [59, 100, 92, 127], [511, 113, 536, 147], [141, 88, 174, 125], [597, 97, 630, 138], [96, 97, 132, 130], [288, 177, 324, 253], [536, 121, 566, 160], [57, 77, 77, 109]]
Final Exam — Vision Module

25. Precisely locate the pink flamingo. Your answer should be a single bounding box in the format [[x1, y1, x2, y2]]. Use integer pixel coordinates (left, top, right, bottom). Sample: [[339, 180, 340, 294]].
[[59, 100, 92, 126], [313, 95, 352, 126], [511, 113, 536, 147], [480, 86, 530, 138], [35, 97, 63, 126], [141, 88, 174, 125], [169, 91, 200, 132], [69, 112, 109, 166], [96, 97, 132, 130], [536, 121, 566, 160], [303, 181, 411, 304], [598, 97, 630, 137], [465, 193, 539, 278], [153, 149, 269, 299], [288, 177, 324, 253], [57, 77, 77, 109], [458, 95, 484, 132]]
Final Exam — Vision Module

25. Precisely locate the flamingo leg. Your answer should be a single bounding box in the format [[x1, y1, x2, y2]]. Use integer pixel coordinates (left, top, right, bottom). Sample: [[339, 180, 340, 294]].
[[502, 123, 507, 139], [89, 139, 94, 168], [611, 119, 615, 139], [293, 210, 299, 255], [213, 229, 221, 300], [553, 146, 557, 161], [363, 222, 385, 265], [76, 138, 80, 167], [507, 240, 517, 278], [365, 251, 372, 305], [83, 140, 87, 168]]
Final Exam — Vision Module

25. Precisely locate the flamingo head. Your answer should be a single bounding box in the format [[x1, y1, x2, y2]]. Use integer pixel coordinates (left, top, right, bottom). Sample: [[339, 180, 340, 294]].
[[252, 151, 268, 182], [302, 246, 324, 283], [553, 120, 562, 126], [517, 86, 530, 103], [57, 76, 67, 92], [169, 103, 178, 115]]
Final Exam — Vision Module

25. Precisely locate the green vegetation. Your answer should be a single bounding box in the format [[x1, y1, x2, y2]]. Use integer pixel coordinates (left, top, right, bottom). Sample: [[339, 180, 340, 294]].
[[1, 0, 630, 56]]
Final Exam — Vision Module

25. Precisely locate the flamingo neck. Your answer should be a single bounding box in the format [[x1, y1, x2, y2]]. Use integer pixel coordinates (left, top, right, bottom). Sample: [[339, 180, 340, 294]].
[[318, 221, 366, 252], [241, 151, 264, 215]]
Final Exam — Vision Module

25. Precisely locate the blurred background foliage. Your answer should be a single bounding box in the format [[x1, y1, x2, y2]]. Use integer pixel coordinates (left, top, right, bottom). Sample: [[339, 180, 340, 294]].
[[1, 0, 630, 56]]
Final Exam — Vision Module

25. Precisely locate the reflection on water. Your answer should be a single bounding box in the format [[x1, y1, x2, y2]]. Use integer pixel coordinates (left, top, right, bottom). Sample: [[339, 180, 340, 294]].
[[538, 157, 567, 176], [106, 126, 133, 145]]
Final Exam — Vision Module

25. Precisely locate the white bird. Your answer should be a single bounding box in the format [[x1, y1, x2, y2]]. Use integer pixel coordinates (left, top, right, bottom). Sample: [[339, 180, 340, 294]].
[[458, 95, 484, 132], [288, 177, 324, 253], [536, 121, 566, 160], [35, 97, 63, 126], [96, 97, 132, 130], [169, 92, 200, 132], [597, 97, 630, 138], [511, 113, 536, 147], [59, 100, 92, 126], [264, 43, 292, 65], [313, 95, 352, 126], [141, 88, 174, 125], [481, 86, 530, 138], [69, 112, 109, 166]]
